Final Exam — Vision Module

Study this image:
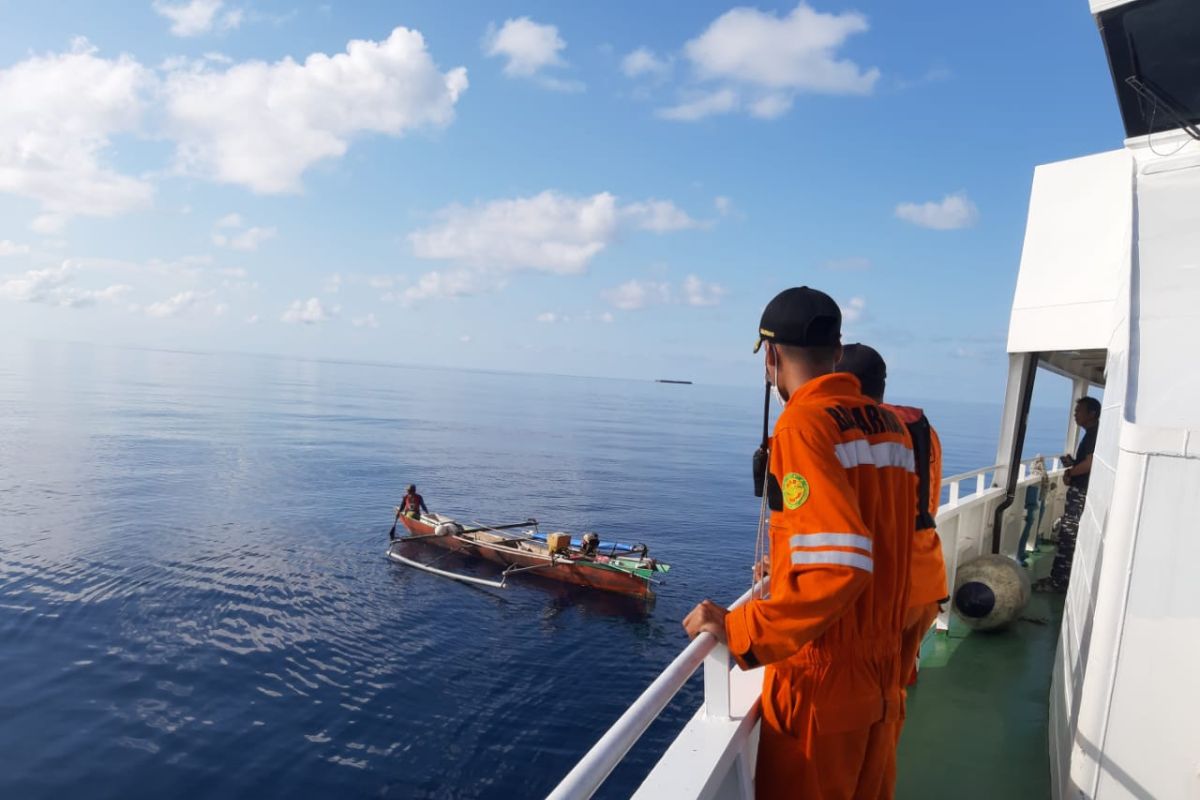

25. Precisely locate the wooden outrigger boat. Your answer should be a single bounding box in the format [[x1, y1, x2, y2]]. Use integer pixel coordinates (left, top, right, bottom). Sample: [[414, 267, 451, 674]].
[[387, 512, 669, 597]]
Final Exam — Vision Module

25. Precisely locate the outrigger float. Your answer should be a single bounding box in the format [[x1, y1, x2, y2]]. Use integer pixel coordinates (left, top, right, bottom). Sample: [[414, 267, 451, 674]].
[[387, 512, 670, 598]]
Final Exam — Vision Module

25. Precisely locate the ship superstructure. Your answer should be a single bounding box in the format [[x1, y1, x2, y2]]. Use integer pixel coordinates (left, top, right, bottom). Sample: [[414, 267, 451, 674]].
[[548, 1, 1200, 797]]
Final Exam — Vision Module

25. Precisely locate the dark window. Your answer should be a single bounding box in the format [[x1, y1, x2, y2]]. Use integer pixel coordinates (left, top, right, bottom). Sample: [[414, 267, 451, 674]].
[[1099, 0, 1200, 138]]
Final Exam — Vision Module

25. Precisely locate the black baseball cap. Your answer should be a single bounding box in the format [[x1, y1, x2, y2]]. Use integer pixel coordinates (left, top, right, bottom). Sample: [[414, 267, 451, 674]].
[[753, 287, 842, 353], [837, 343, 887, 399]]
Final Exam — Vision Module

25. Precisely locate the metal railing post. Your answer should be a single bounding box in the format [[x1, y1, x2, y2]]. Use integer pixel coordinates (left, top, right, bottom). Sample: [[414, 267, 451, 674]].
[[949, 479, 960, 506], [704, 642, 731, 720]]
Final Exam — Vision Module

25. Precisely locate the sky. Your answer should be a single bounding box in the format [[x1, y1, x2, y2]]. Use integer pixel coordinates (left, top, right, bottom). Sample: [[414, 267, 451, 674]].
[[0, 0, 1124, 402]]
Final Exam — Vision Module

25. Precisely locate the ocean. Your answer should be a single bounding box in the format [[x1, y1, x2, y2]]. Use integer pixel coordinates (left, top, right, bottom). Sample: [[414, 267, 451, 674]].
[[0, 341, 1066, 799]]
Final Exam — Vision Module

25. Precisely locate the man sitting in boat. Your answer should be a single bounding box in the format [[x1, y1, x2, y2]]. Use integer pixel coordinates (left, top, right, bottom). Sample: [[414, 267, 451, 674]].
[[399, 485, 429, 519]]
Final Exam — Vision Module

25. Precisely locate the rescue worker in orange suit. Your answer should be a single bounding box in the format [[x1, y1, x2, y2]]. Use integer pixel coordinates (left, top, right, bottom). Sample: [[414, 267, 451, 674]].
[[836, 344, 949, 707], [683, 288, 917, 800]]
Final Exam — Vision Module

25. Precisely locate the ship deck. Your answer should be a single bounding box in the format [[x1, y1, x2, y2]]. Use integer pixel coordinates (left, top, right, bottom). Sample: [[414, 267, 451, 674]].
[[897, 549, 1064, 800]]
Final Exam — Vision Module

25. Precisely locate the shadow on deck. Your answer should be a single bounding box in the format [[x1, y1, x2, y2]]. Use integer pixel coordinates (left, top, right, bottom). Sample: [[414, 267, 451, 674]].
[[897, 566, 1065, 800]]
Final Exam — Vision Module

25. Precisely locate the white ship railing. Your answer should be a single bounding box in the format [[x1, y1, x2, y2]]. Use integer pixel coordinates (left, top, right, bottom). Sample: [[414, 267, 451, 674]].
[[547, 457, 1065, 800], [941, 456, 1062, 507], [546, 582, 763, 800]]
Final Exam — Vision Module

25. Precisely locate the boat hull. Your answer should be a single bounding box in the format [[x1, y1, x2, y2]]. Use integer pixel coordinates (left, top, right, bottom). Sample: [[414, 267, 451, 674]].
[[395, 515, 655, 598]]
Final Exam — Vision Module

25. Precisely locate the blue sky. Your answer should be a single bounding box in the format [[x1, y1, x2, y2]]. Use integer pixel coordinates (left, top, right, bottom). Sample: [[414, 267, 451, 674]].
[[0, 1, 1121, 402]]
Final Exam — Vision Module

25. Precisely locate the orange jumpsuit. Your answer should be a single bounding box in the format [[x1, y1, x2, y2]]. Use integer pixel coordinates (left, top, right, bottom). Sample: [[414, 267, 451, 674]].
[[886, 405, 949, 691], [725, 373, 917, 800]]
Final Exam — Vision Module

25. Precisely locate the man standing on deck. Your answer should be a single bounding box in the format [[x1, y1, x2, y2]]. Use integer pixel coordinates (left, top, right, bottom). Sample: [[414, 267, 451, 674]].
[[1034, 397, 1100, 592], [836, 344, 948, 697], [682, 288, 917, 800], [400, 484, 429, 519]]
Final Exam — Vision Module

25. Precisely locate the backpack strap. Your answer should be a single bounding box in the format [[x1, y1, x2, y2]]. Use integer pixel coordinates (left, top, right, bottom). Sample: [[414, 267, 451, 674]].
[[905, 414, 937, 530]]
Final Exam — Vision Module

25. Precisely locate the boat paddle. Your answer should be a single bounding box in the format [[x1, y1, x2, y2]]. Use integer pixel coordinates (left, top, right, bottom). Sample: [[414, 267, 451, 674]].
[[388, 507, 401, 540]]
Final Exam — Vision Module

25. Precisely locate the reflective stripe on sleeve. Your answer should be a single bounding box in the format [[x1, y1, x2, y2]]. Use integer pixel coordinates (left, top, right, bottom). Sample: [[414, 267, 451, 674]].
[[790, 549, 874, 573], [833, 440, 915, 472], [789, 532, 872, 553]]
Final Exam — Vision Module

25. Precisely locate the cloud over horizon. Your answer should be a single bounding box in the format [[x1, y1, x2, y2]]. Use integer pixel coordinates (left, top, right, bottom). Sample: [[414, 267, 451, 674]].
[[659, 3, 879, 121], [895, 192, 979, 230], [402, 191, 702, 304], [0, 39, 154, 232], [484, 17, 582, 91], [164, 27, 468, 193], [153, 0, 242, 38]]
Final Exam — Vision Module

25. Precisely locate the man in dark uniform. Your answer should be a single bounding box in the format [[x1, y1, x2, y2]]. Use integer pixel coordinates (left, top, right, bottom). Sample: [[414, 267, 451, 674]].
[[1035, 397, 1100, 592]]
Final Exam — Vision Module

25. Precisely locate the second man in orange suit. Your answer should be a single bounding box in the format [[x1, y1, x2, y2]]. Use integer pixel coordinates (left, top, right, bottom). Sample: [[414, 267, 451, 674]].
[[683, 288, 917, 800], [836, 343, 949, 695]]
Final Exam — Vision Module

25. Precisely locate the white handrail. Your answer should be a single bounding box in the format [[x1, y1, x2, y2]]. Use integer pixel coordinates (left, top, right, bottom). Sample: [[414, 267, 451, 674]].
[[941, 456, 1055, 509], [546, 584, 759, 800]]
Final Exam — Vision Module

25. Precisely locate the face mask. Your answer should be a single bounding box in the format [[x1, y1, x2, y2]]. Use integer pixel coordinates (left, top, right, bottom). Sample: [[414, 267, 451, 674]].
[[769, 348, 786, 407]]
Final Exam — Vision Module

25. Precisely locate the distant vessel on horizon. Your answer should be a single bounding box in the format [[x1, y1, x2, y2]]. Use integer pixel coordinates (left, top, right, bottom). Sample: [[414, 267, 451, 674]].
[[654, 379, 693, 385]]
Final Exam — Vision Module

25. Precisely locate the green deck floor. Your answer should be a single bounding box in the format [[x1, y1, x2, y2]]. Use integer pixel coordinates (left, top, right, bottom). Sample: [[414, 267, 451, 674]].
[[896, 557, 1065, 800]]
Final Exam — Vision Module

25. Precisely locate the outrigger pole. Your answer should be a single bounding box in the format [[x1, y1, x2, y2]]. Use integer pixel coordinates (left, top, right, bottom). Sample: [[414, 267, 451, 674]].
[[386, 549, 507, 589]]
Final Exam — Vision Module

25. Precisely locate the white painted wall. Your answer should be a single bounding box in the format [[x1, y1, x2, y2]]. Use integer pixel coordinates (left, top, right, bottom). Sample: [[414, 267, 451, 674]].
[[1007, 150, 1133, 355], [1047, 137, 1200, 799]]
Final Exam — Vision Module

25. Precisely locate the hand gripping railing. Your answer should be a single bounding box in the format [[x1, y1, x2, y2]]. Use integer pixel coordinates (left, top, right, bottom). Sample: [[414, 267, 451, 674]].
[[546, 583, 760, 800]]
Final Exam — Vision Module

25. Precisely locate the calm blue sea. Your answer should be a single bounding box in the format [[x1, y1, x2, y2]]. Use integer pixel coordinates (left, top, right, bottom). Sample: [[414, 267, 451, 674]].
[[0, 341, 1066, 799]]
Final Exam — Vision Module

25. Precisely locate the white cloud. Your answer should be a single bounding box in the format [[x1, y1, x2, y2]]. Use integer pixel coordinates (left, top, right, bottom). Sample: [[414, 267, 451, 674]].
[[894, 192, 979, 230], [210, 213, 276, 250], [485, 18, 567, 78], [163, 27, 468, 193], [352, 312, 379, 328], [246, 313, 259, 324], [59, 254, 209, 280], [213, 302, 228, 317], [536, 311, 566, 323], [658, 88, 738, 121], [714, 196, 733, 216], [146, 289, 209, 318], [842, 295, 866, 323], [622, 47, 671, 81], [459, 335, 471, 343], [410, 191, 696, 276], [0, 240, 31, 257], [0, 39, 154, 227], [604, 279, 672, 311], [398, 268, 492, 305], [663, 3, 879, 120], [281, 297, 337, 324], [153, 0, 242, 38], [603, 275, 727, 311], [597, 311, 614, 323], [323, 272, 342, 293], [213, 225, 276, 251], [681, 274, 726, 306], [621, 200, 700, 232], [0, 262, 131, 308], [217, 266, 247, 278]]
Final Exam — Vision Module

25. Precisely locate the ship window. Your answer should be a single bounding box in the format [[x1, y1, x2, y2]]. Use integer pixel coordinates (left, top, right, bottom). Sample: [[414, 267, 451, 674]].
[[1099, 0, 1200, 139]]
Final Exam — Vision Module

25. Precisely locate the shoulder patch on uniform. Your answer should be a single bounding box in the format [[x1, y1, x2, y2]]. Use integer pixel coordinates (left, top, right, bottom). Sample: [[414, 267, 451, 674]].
[[766, 473, 783, 512], [782, 473, 810, 510]]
